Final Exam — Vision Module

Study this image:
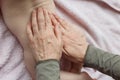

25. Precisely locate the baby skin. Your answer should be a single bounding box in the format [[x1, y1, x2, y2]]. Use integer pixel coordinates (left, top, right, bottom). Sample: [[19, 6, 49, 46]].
[[1, 0, 93, 80], [1, 0, 55, 79]]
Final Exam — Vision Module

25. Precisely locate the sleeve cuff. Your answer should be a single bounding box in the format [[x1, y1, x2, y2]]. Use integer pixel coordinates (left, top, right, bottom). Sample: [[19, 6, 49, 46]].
[[36, 59, 60, 80], [83, 45, 99, 67], [36, 59, 59, 66]]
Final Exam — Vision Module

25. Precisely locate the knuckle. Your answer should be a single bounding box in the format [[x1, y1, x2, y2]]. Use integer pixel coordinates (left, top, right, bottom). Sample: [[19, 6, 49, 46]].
[[38, 36, 45, 40], [34, 31, 38, 34], [38, 18, 41, 22], [30, 39, 35, 44], [38, 37, 42, 41], [46, 20, 50, 24]]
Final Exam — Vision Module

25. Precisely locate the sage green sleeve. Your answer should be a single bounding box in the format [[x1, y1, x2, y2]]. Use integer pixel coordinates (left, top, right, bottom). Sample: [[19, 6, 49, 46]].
[[36, 59, 60, 80], [84, 46, 120, 80]]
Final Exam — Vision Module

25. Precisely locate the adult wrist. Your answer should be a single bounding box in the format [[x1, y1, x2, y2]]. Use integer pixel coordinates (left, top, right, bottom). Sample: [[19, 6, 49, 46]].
[[79, 44, 89, 64], [83, 45, 96, 67], [36, 59, 59, 66]]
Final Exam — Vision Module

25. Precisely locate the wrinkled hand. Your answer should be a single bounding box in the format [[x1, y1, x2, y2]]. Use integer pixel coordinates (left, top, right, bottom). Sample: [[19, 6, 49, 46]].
[[26, 8, 63, 62], [50, 14, 88, 64]]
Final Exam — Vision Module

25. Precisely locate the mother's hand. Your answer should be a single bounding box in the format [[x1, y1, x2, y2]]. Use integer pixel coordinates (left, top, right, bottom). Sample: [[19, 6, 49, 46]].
[[50, 14, 88, 64], [26, 8, 63, 62]]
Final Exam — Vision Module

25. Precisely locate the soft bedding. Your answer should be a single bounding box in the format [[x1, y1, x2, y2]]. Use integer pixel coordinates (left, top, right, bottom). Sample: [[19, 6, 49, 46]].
[[0, 0, 120, 80]]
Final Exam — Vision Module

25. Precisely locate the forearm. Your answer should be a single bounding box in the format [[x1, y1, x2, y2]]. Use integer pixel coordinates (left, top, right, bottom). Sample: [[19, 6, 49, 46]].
[[84, 45, 120, 79], [36, 60, 60, 80]]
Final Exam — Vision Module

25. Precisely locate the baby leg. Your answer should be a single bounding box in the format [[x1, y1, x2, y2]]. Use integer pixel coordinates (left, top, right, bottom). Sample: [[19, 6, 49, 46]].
[[61, 71, 94, 80], [1, 0, 55, 79]]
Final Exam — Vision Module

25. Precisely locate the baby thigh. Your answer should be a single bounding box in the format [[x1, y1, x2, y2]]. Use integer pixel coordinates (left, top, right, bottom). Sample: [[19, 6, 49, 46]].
[[1, 0, 55, 80]]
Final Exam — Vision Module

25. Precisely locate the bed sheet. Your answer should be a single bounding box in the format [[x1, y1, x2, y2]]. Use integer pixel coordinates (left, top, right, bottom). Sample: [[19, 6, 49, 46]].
[[0, 0, 120, 80]]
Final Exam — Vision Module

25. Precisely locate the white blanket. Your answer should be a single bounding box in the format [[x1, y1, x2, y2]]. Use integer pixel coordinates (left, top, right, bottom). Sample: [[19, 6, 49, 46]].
[[0, 0, 120, 80]]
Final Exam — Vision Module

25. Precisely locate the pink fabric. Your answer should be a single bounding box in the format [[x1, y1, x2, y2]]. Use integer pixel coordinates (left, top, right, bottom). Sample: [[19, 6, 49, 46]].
[[0, 15, 31, 80], [0, 0, 120, 80], [55, 0, 120, 80]]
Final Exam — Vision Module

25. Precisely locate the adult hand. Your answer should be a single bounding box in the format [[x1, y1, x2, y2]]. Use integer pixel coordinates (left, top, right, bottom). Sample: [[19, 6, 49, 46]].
[[26, 8, 63, 62], [50, 14, 88, 64]]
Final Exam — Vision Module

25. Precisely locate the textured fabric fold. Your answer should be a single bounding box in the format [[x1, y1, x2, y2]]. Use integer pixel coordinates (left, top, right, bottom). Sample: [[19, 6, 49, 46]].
[[0, 0, 120, 80]]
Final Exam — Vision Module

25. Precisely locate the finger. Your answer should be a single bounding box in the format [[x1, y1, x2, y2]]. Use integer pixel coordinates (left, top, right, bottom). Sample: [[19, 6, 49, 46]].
[[49, 13, 59, 27], [37, 8, 45, 31], [43, 8, 52, 27], [59, 25, 66, 35], [26, 23, 34, 41], [43, 8, 54, 35], [49, 13, 62, 36], [50, 13, 67, 36], [54, 25, 62, 42], [53, 14, 69, 30], [32, 10, 39, 35]]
